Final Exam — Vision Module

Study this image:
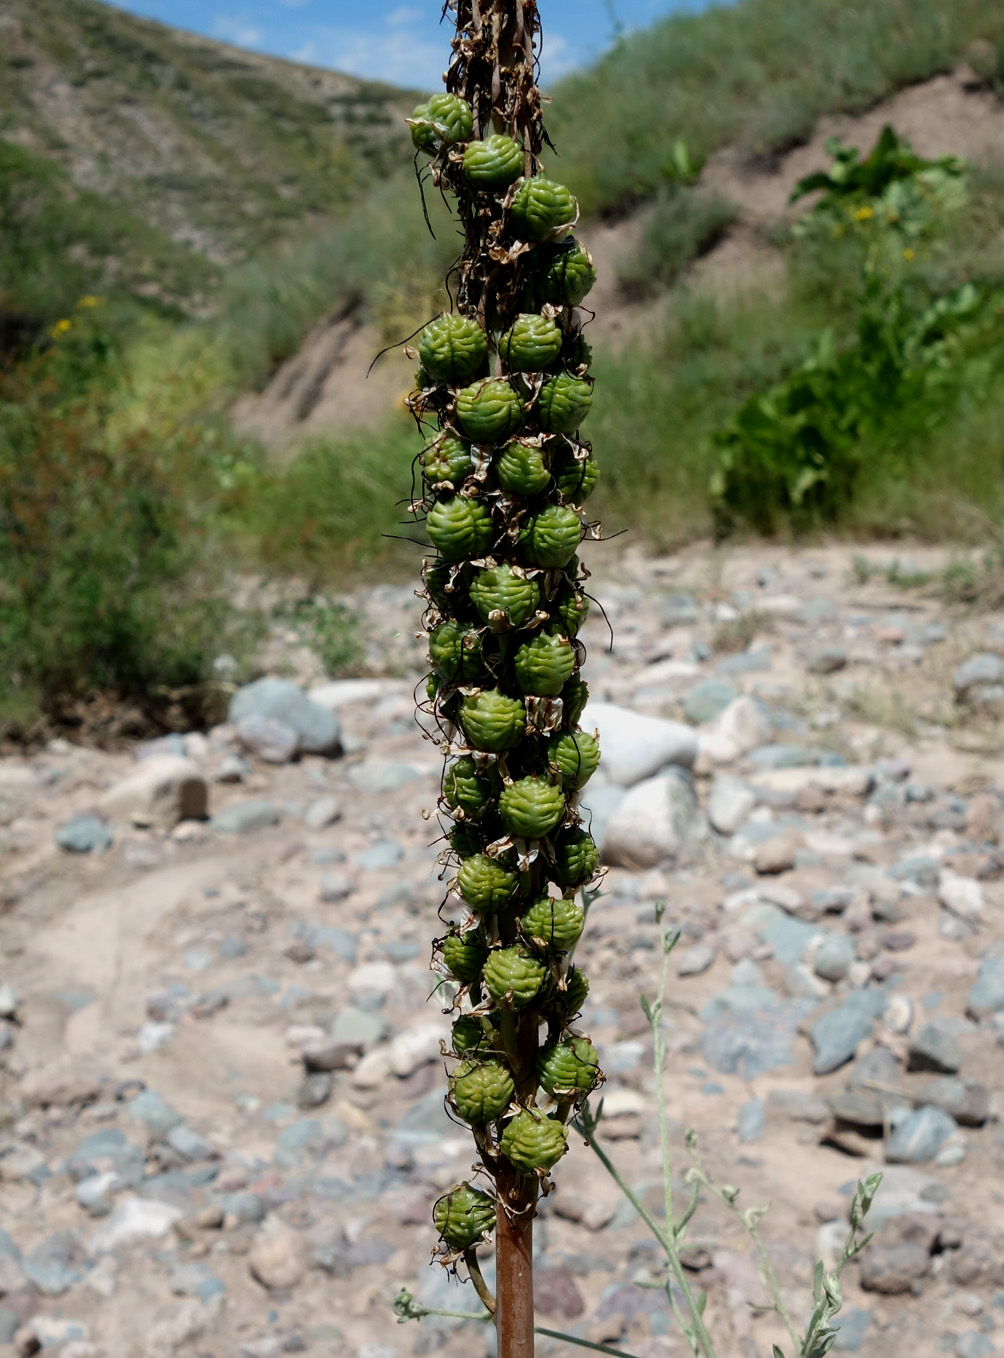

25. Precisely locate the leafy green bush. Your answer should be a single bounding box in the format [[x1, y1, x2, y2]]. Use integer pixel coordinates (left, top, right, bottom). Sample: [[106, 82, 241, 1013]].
[[617, 189, 736, 298]]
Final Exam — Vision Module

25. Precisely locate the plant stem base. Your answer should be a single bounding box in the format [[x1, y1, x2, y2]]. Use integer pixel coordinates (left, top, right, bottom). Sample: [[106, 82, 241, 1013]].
[[495, 1163, 537, 1357]]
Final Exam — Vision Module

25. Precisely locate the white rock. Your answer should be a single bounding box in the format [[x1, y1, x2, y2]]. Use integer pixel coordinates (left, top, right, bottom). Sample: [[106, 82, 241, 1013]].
[[309, 678, 406, 709], [580, 701, 697, 786], [388, 1022, 448, 1077], [600, 1088, 648, 1117], [248, 1219, 309, 1291], [748, 766, 874, 797], [883, 994, 914, 1036], [348, 961, 397, 1008], [937, 873, 983, 920], [236, 714, 299, 765], [89, 1197, 183, 1254], [304, 795, 341, 830], [707, 775, 756, 835], [350, 1046, 394, 1089], [136, 1022, 175, 1054], [602, 771, 704, 869], [98, 756, 207, 828], [697, 696, 772, 767]]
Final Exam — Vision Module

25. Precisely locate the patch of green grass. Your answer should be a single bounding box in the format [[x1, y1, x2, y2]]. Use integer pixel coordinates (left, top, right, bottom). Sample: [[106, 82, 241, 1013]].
[[274, 598, 365, 677]]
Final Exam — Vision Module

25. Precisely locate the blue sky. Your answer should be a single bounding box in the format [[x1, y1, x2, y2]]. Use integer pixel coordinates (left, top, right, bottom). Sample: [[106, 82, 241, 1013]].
[[104, 0, 710, 88]]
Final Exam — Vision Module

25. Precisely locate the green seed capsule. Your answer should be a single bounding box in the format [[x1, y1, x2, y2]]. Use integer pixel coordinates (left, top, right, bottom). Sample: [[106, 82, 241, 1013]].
[[470, 564, 541, 631], [537, 240, 597, 308], [457, 853, 518, 913], [419, 314, 488, 384], [498, 313, 563, 373], [429, 620, 484, 682], [427, 496, 493, 562], [509, 177, 577, 241], [549, 587, 589, 637], [552, 446, 600, 504], [482, 946, 548, 1008], [450, 1057, 515, 1124], [561, 675, 589, 727], [521, 895, 585, 951], [520, 504, 582, 569], [463, 135, 524, 189], [552, 827, 599, 890], [433, 1181, 496, 1250], [536, 1037, 600, 1097], [423, 559, 456, 610], [499, 776, 565, 839], [497, 441, 551, 497], [562, 965, 591, 1016], [449, 823, 483, 858], [451, 1015, 488, 1055], [538, 373, 593, 435], [444, 755, 495, 818], [456, 378, 524, 443], [563, 332, 593, 371], [514, 632, 576, 697], [410, 93, 474, 151], [423, 435, 474, 488], [500, 1108, 568, 1174], [441, 927, 490, 984], [460, 690, 526, 752], [547, 730, 601, 789]]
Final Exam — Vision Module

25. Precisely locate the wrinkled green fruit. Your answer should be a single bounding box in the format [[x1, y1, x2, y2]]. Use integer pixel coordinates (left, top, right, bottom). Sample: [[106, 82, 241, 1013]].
[[520, 504, 581, 569], [550, 587, 589, 637], [441, 927, 489, 984], [463, 135, 524, 189], [553, 446, 600, 503], [423, 559, 457, 611], [449, 823, 482, 858], [500, 1109, 568, 1174], [562, 966, 591, 1015], [548, 730, 601, 789], [553, 828, 599, 890], [429, 619, 483, 682], [444, 755, 495, 818], [499, 313, 563, 373], [410, 93, 473, 151], [470, 564, 541, 631], [427, 495, 493, 562], [482, 946, 548, 1008], [433, 1181, 496, 1251], [497, 441, 551, 497], [423, 435, 473, 488], [499, 776, 565, 839], [509, 176, 576, 241], [457, 853, 518, 913], [561, 675, 589, 726], [456, 378, 524, 443], [513, 632, 576, 697], [521, 895, 585, 952], [536, 1037, 600, 1097], [459, 690, 525, 752], [537, 240, 597, 308], [538, 373, 593, 435], [419, 314, 488, 383], [451, 1015, 488, 1055], [450, 1058, 515, 1124]]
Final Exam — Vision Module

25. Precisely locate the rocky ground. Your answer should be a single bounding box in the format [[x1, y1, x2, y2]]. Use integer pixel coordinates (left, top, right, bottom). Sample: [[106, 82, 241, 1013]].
[[1, 540, 1003, 1358]]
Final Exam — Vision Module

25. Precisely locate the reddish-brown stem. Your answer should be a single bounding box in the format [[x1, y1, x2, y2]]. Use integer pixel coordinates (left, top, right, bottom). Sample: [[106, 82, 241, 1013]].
[[495, 1162, 537, 1357]]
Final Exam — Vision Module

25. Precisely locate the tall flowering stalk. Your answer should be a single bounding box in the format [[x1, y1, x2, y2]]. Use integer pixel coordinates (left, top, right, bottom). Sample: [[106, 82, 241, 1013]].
[[405, 3, 603, 1353]]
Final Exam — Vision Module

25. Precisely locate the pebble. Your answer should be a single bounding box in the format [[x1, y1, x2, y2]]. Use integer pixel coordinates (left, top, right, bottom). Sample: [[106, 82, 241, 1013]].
[[229, 678, 342, 756], [707, 775, 756, 835], [754, 832, 799, 875], [885, 1106, 958, 1164], [212, 799, 281, 834], [89, 1197, 183, 1253], [953, 653, 1003, 698], [55, 813, 112, 854], [304, 795, 341, 830], [98, 755, 207, 827], [236, 714, 300, 764], [318, 872, 354, 902], [859, 1242, 930, 1294], [813, 934, 856, 982], [810, 991, 884, 1075], [915, 1077, 989, 1127], [683, 680, 737, 725], [907, 1022, 962, 1074], [248, 1221, 309, 1291], [354, 840, 404, 871], [676, 943, 717, 977], [806, 645, 848, 674], [966, 957, 1004, 1020], [938, 874, 984, 921], [602, 769, 704, 868], [348, 962, 397, 1009]]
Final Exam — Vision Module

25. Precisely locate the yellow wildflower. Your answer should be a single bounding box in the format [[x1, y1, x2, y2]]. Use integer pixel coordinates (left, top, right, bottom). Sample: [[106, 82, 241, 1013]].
[[903, 247, 915, 262], [49, 318, 72, 338], [854, 205, 875, 222], [76, 294, 102, 310]]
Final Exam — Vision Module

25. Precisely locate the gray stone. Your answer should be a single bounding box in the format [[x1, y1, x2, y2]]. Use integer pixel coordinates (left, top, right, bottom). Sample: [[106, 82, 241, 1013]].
[[737, 1098, 765, 1142], [683, 680, 737, 725], [827, 1091, 885, 1131], [353, 840, 403, 872], [938, 874, 984, 921], [813, 934, 856, 983], [304, 796, 341, 830], [332, 1007, 389, 1048], [602, 767, 704, 869], [75, 1172, 118, 1216], [967, 957, 1004, 1019], [658, 593, 699, 627], [885, 1106, 957, 1164], [716, 646, 771, 677], [212, 799, 281, 835], [579, 702, 697, 785], [127, 1089, 182, 1136], [971, 683, 1004, 710], [301, 1039, 358, 1073], [907, 1022, 961, 1074], [915, 1077, 989, 1127], [677, 944, 716, 977], [229, 678, 342, 756], [577, 783, 627, 852], [810, 990, 885, 1075], [700, 998, 815, 1079], [65, 1129, 143, 1187], [0, 1311, 17, 1344], [166, 1124, 214, 1162], [98, 755, 207, 827], [832, 1307, 873, 1353], [754, 832, 799, 875], [296, 1073, 333, 1109], [214, 753, 250, 783], [0, 984, 20, 1020], [248, 1221, 310, 1291], [859, 1242, 930, 1294], [953, 653, 1003, 698], [347, 761, 427, 794], [274, 1116, 347, 1169], [807, 646, 848, 675], [236, 714, 299, 764], [707, 775, 756, 835], [954, 1334, 995, 1358], [169, 1261, 225, 1302], [847, 1045, 902, 1097], [795, 597, 837, 625], [318, 873, 354, 903], [23, 1232, 83, 1295], [55, 813, 112, 854], [749, 744, 828, 770], [215, 1191, 265, 1224], [766, 1089, 830, 1125]]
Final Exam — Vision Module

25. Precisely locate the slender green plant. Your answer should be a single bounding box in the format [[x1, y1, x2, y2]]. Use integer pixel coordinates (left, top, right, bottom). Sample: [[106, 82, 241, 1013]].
[[403, 3, 604, 1354]]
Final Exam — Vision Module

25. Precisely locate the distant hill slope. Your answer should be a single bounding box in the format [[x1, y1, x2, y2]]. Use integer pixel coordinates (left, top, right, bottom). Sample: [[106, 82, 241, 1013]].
[[0, 0, 414, 321]]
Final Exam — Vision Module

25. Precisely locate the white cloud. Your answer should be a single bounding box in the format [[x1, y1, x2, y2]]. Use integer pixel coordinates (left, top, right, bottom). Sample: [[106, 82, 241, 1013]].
[[387, 5, 422, 25], [211, 13, 266, 48], [292, 24, 446, 89]]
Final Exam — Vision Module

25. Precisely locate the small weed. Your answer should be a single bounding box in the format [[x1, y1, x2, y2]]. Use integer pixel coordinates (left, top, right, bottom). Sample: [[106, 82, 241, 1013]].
[[843, 682, 918, 739], [711, 610, 769, 654], [851, 555, 873, 585], [275, 597, 364, 677]]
